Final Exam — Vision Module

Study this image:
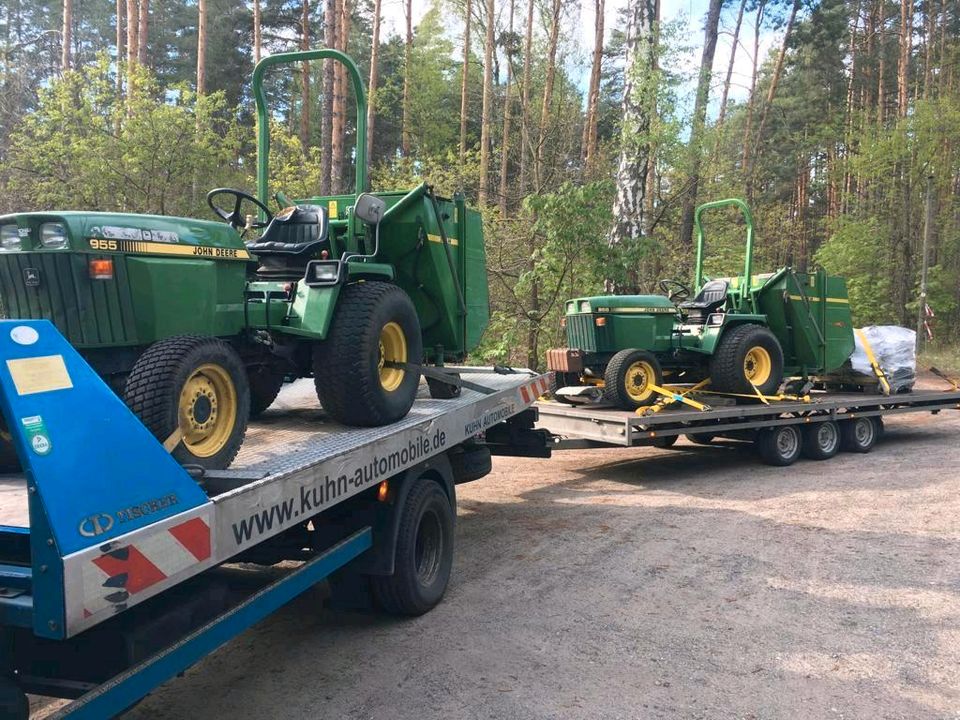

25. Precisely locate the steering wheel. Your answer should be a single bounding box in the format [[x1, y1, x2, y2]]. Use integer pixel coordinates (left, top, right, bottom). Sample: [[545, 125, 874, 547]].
[[658, 278, 692, 302], [206, 188, 274, 231]]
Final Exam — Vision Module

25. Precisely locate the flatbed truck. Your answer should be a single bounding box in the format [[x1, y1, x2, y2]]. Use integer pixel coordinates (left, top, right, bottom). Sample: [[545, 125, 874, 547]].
[[536, 386, 960, 465], [0, 320, 552, 719]]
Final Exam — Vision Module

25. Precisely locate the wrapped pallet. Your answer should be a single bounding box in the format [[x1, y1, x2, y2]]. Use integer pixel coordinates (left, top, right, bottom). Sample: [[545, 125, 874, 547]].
[[848, 326, 917, 393]]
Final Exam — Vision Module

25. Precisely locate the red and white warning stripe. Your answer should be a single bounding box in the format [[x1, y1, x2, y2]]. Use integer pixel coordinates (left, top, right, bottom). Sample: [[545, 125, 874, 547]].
[[518, 374, 553, 404], [67, 509, 214, 634]]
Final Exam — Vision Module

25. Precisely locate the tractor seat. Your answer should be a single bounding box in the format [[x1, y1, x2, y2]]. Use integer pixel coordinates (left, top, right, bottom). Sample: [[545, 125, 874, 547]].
[[679, 279, 729, 323], [247, 205, 329, 279]]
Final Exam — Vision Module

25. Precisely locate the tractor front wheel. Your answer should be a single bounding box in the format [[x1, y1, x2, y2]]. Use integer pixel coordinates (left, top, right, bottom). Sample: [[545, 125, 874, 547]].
[[603, 349, 663, 410], [314, 282, 423, 426], [124, 336, 250, 471], [710, 324, 784, 396]]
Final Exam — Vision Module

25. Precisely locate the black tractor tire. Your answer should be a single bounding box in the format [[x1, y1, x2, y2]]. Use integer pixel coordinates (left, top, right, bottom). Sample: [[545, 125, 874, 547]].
[[371, 477, 455, 615], [839, 416, 880, 453], [124, 335, 250, 471], [686, 433, 716, 445], [427, 374, 461, 400], [710, 324, 784, 396], [314, 282, 423, 426], [756, 424, 803, 466], [247, 365, 286, 417], [802, 420, 841, 460], [602, 349, 663, 410]]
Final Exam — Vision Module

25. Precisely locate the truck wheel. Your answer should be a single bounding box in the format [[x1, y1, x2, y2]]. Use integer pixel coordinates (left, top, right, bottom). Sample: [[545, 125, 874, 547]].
[[710, 324, 784, 396], [372, 477, 454, 615], [124, 336, 250, 471], [756, 425, 802, 466], [802, 420, 841, 460], [840, 416, 879, 453], [315, 282, 422, 426], [603, 349, 662, 409], [247, 365, 286, 417], [686, 433, 715, 445]]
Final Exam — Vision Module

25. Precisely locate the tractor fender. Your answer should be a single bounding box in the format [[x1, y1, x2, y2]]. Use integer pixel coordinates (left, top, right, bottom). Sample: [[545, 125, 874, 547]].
[[279, 283, 341, 339], [698, 314, 768, 354]]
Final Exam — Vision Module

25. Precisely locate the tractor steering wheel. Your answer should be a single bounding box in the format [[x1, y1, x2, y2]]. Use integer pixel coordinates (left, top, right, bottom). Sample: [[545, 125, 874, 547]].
[[206, 188, 274, 231], [659, 278, 691, 303]]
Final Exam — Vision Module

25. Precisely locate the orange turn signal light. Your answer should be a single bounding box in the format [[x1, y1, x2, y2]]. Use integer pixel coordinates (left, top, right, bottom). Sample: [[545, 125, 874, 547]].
[[377, 481, 389, 502], [88, 258, 114, 280], [595, 316, 607, 327]]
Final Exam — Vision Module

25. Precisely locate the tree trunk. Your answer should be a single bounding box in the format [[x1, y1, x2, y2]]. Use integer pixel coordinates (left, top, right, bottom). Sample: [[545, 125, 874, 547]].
[[678, 0, 723, 250], [518, 0, 534, 193], [581, 0, 604, 169], [116, 0, 124, 90], [714, 0, 745, 137], [366, 0, 381, 159], [253, 0, 262, 65], [642, 0, 660, 238], [137, 0, 148, 65], [196, 0, 206, 93], [740, 0, 765, 173], [126, 0, 138, 69], [897, 0, 912, 117], [459, 0, 472, 161], [61, 0, 72, 71], [498, 0, 515, 216], [300, 0, 311, 150], [478, 0, 495, 205], [331, 0, 350, 190], [401, 0, 412, 156], [534, 0, 561, 192], [321, 0, 336, 194], [608, 0, 657, 293]]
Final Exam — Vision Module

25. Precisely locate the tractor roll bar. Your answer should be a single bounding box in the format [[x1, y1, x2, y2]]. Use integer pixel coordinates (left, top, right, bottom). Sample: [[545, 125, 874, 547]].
[[693, 198, 755, 311], [252, 49, 369, 207]]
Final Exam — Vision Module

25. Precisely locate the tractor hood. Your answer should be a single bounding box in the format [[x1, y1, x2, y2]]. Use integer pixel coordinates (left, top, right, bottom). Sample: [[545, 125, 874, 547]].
[[565, 295, 676, 315], [0, 211, 246, 257]]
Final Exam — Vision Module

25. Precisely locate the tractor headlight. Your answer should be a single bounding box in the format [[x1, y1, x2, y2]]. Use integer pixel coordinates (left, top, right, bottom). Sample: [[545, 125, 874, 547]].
[[304, 259, 342, 286], [40, 223, 68, 249], [0, 225, 20, 251]]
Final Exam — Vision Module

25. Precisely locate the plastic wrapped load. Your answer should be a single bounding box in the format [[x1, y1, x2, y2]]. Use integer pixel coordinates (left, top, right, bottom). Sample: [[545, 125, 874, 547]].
[[847, 325, 916, 393]]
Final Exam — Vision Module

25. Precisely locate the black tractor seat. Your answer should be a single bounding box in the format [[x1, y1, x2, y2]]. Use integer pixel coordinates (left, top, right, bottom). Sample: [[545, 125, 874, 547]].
[[247, 204, 329, 279], [679, 279, 729, 323]]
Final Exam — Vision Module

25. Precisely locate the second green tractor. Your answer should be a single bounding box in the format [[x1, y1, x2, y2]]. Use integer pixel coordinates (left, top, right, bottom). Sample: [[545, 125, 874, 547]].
[[548, 199, 855, 409]]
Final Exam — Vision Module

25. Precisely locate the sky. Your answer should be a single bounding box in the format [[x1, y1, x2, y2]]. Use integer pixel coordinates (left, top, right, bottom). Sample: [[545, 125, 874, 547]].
[[378, 0, 779, 117]]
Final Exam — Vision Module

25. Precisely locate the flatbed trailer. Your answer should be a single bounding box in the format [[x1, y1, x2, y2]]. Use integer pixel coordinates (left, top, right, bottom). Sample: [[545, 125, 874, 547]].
[[0, 320, 552, 719], [536, 387, 960, 465]]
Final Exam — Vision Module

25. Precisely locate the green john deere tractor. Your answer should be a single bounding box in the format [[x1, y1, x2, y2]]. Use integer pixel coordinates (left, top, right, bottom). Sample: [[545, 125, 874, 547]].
[[548, 198, 855, 409], [0, 49, 489, 470]]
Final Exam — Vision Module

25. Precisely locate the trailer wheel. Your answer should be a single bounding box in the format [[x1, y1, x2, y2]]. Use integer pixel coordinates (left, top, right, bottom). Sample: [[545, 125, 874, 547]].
[[802, 421, 841, 460], [0, 677, 28, 720], [603, 349, 663, 409], [710, 324, 784, 395], [372, 477, 454, 615], [652, 435, 678, 448], [756, 425, 803, 466], [124, 336, 250, 471], [840, 416, 879, 453], [247, 365, 286, 417], [315, 282, 423, 426], [686, 433, 715, 445]]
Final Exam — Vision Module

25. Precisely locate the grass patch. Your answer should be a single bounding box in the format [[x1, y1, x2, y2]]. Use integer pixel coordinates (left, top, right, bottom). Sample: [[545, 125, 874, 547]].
[[918, 343, 960, 376]]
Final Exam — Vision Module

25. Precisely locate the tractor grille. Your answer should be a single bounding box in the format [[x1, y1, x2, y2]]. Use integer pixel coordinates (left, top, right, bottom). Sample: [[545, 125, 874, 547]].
[[0, 252, 138, 346], [566, 314, 600, 352]]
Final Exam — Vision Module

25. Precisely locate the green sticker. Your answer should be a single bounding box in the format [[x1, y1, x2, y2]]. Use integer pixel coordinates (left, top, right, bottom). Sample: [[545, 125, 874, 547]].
[[21, 415, 52, 456]]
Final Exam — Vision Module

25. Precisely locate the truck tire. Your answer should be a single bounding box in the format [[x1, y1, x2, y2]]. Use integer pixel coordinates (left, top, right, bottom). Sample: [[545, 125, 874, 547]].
[[710, 324, 784, 396], [802, 420, 841, 460], [839, 416, 879, 453], [314, 282, 423, 426], [602, 349, 663, 410], [756, 424, 803, 466], [124, 335, 250, 471], [247, 365, 285, 417], [372, 477, 454, 615]]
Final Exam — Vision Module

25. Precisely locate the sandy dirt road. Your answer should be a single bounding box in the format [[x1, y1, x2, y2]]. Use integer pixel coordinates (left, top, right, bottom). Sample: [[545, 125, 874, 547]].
[[109, 405, 960, 720]]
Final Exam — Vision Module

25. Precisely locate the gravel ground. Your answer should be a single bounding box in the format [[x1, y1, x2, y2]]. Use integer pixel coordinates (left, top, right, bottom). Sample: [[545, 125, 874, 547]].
[[106, 403, 960, 720]]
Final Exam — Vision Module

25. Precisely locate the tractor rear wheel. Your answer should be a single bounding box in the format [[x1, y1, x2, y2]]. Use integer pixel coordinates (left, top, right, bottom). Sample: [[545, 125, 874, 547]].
[[314, 282, 422, 426], [247, 364, 286, 417], [124, 336, 250, 471], [603, 349, 663, 410], [710, 324, 784, 396]]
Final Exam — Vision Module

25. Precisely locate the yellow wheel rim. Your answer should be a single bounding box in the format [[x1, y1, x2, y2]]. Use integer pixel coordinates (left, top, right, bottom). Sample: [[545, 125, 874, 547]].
[[378, 321, 408, 392], [743, 346, 773, 386], [625, 360, 656, 403], [177, 363, 237, 458]]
